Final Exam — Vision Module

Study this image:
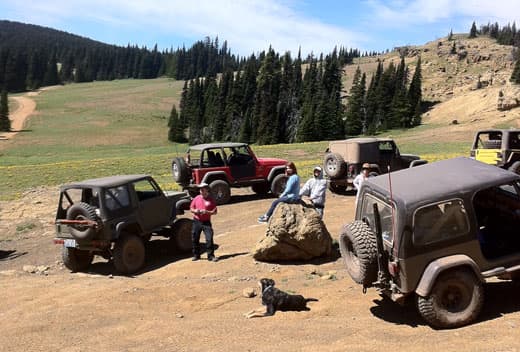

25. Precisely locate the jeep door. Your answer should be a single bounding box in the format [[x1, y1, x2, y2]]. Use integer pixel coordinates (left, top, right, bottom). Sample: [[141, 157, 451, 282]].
[[132, 179, 172, 232], [226, 146, 256, 179]]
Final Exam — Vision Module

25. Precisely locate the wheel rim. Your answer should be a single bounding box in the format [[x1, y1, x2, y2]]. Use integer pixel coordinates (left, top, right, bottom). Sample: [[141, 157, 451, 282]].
[[326, 159, 337, 173], [439, 282, 471, 312], [173, 163, 179, 178]]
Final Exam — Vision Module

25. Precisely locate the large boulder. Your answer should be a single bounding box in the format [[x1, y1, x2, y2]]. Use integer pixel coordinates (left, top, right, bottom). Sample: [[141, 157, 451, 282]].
[[252, 202, 332, 262]]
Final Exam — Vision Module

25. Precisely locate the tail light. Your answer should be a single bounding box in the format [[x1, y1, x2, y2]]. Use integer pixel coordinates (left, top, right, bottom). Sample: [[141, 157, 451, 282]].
[[388, 261, 400, 276]]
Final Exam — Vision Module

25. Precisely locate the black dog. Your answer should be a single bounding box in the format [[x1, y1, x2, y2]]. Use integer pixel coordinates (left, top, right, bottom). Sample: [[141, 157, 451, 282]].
[[245, 278, 318, 318]]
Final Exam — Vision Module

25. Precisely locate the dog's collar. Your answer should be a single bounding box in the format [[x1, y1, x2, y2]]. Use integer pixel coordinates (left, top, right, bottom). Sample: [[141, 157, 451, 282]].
[[262, 285, 273, 294]]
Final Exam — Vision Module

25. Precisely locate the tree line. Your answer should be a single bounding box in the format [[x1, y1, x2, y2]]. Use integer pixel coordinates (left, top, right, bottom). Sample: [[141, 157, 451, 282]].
[[168, 48, 423, 144], [0, 21, 239, 92]]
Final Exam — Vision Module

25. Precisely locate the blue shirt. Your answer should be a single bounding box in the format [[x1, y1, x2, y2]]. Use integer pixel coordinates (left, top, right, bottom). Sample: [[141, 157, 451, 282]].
[[280, 174, 300, 201]]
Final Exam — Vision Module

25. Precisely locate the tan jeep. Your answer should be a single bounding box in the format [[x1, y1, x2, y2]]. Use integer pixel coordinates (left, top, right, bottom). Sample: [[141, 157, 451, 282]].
[[323, 137, 425, 193]]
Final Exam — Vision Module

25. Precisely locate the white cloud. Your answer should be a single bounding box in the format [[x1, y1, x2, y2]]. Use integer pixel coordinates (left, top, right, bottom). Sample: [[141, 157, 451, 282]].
[[3, 0, 364, 56]]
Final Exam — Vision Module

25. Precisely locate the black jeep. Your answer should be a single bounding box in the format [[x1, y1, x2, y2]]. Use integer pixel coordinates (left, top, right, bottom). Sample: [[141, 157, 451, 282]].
[[54, 175, 193, 274]]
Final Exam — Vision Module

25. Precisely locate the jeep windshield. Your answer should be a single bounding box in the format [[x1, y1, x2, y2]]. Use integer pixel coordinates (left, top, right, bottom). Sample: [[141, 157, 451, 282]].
[[359, 194, 394, 244]]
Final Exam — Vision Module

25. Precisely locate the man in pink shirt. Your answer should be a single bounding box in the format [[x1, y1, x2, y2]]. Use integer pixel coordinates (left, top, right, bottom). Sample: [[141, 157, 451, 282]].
[[190, 183, 218, 261]]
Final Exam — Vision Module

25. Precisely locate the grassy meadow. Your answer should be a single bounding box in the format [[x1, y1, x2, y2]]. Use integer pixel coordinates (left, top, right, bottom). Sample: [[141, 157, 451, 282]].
[[0, 78, 467, 201]]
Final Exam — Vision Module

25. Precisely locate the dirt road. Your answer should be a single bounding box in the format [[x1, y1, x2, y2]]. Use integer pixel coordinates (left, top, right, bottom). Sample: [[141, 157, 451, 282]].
[[0, 93, 37, 141], [1, 187, 520, 351]]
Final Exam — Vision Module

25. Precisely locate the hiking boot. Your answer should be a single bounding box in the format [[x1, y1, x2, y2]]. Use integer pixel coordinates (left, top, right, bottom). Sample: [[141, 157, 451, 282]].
[[258, 215, 269, 223], [208, 256, 218, 262], [191, 255, 200, 261]]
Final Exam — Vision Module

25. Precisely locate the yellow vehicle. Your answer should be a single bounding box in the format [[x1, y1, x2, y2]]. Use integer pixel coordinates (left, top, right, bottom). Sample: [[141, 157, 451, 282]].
[[470, 129, 520, 173]]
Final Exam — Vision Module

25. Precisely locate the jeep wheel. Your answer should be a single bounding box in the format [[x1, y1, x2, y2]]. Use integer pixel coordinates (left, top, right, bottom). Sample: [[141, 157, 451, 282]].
[[170, 218, 193, 253], [338, 220, 378, 286], [209, 180, 231, 205], [113, 234, 146, 274], [172, 157, 190, 185], [328, 182, 347, 194], [416, 269, 484, 329], [508, 161, 520, 174], [252, 182, 269, 195], [324, 153, 346, 179], [270, 174, 288, 197], [62, 247, 93, 272], [66, 202, 101, 240]]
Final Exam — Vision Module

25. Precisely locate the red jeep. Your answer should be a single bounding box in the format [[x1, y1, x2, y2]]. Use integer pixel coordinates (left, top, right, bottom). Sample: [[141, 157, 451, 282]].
[[171, 142, 288, 204]]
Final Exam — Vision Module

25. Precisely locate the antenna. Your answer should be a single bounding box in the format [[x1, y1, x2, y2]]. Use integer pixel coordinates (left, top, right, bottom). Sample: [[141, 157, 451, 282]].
[[387, 165, 396, 252]]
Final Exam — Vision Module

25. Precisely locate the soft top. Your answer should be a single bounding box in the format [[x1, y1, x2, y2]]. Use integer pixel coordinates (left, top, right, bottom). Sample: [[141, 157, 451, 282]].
[[364, 157, 519, 208], [330, 137, 394, 145], [60, 174, 151, 189], [188, 142, 247, 151]]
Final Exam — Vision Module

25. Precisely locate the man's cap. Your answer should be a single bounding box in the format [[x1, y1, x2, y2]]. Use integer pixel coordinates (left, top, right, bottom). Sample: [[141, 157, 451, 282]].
[[362, 163, 370, 169], [313, 166, 322, 172], [197, 182, 210, 189]]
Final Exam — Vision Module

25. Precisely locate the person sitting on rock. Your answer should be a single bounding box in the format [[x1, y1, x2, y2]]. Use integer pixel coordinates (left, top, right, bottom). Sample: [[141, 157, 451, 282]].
[[258, 162, 300, 223], [299, 166, 327, 218]]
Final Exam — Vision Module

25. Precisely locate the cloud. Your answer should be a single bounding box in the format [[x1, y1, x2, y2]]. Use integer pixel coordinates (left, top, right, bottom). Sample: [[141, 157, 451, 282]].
[[3, 0, 364, 56]]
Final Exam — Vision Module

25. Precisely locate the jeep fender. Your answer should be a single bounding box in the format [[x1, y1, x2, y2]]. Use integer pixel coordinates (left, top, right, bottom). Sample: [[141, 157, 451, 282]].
[[409, 159, 428, 168], [415, 254, 483, 297], [267, 166, 286, 182], [115, 221, 143, 239], [201, 171, 229, 184]]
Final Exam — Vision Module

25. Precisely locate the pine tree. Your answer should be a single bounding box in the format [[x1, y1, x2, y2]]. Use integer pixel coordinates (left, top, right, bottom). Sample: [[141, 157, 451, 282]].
[[511, 58, 520, 84], [469, 21, 478, 38], [167, 105, 185, 142], [0, 88, 10, 132], [253, 47, 281, 145], [345, 67, 365, 135], [408, 57, 423, 124], [448, 29, 453, 41]]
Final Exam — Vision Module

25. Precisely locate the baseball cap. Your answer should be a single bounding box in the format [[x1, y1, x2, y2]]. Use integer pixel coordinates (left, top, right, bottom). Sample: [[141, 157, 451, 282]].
[[313, 166, 322, 172], [362, 163, 370, 169], [197, 182, 210, 189]]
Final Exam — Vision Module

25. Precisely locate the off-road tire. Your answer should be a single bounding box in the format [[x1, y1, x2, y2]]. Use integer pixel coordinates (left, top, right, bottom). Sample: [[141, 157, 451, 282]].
[[270, 174, 288, 197], [113, 234, 146, 274], [62, 247, 94, 272], [170, 218, 193, 253], [209, 180, 231, 205], [508, 161, 520, 174], [338, 220, 378, 286], [324, 153, 346, 179], [252, 182, 269, 195], [328, 182, 347, 194], [66, 202, 101, 240], [416, 268, 484, 329], [172, 157, 190, 185]]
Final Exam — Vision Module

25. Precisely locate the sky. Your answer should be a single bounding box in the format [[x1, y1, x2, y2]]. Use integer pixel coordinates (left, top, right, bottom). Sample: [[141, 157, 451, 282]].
[[1, 0, 520, 57]]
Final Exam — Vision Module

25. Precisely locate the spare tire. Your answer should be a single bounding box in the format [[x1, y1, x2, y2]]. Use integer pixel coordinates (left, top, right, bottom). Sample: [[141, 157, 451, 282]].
[[324, 153, 346, 179], [66, 202, 101, 240], [172, 157, 190, 185], [338, 220, 378, 286]]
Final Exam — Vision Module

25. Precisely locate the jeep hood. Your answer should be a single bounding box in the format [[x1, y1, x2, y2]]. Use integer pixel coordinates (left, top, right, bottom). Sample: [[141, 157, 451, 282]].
[[256, 157, 287, 166]]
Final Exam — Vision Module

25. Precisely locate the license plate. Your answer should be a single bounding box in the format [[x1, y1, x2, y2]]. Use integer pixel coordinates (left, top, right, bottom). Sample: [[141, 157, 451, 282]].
[[64, 239, 77, 248]]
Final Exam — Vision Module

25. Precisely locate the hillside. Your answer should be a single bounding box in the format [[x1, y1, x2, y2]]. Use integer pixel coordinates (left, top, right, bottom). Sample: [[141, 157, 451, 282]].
[[342, 34, 520, 146]]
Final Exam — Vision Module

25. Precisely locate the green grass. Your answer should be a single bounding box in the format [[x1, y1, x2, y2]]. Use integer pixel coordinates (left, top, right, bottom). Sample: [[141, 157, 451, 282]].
[[0, 78, 468, 201]]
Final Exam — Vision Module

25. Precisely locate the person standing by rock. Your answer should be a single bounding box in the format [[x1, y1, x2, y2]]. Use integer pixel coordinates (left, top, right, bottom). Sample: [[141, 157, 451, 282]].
[[258, 162, 300, 223], [299, 166, 327, 218], [190, 183, 218, 262]]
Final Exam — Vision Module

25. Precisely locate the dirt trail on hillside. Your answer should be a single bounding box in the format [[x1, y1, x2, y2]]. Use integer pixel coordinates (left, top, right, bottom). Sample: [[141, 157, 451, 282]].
[[0, 94, 36, 141], [1, 188, 520, 351]]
